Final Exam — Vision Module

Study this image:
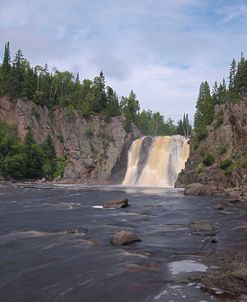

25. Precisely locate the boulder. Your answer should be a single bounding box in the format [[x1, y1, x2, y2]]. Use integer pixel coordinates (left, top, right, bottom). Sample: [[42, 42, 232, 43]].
[[189, 220, 215, 236], [184, 183, 216, 195], [111, 230, 141, 246], [213, 204, 224, 210], [103, 198, 128, 209]]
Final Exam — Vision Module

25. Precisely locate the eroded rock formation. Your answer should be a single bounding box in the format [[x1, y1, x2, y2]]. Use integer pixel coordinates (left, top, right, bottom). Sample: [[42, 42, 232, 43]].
[[176, 97, 247, 190], [0, 97, 140, 183]]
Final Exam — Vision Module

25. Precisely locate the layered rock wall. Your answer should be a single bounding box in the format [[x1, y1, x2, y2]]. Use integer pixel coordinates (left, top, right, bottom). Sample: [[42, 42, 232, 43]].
[[176, 97, 247, 189], [0, 97, 140, 183]]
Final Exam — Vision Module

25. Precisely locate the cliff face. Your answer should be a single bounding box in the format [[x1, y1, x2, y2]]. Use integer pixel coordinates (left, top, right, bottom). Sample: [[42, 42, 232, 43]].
[[176, 97, 247, 189], [0, 97, 140, 183]]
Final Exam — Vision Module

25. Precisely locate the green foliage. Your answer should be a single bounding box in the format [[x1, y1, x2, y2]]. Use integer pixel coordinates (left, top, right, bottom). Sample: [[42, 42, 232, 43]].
[[218, 143, 227, 155], [65, 105, 75, 121], [194, 81, 213, 141], [32, 106, 40, 119], [54, 156, 68, 178], [0, 122, 67, 180], [214, 110, 224, 129], [176, 114, 191, 137], [220, 159, 233, 170], [0, 43, 122, 117], [234, 158, 247, 169], [84, 127, 94, 138], [219, 159, 235, 176], [57, 134, 64, 143], [202, 153, 214, 166], [42, 135, 56, 179], [194, 53, 247, 144], [195, 163, 205, 174], [0, 42, 192, 137], [134, 109, 190, 136], [121, 90, 140, 124]]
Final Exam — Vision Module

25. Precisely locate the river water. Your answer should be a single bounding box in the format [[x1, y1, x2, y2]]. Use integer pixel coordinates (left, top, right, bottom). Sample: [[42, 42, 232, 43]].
[[0, 185, 246, 302]]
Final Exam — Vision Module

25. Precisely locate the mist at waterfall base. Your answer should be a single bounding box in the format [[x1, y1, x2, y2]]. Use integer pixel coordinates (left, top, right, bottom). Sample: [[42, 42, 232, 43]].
[[1, 185, 246, 302], [122, 135, 189, 188]]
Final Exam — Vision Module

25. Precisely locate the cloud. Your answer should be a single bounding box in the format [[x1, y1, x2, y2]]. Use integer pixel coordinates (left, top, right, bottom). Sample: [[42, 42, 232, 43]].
[[216, 3, 247, 25]]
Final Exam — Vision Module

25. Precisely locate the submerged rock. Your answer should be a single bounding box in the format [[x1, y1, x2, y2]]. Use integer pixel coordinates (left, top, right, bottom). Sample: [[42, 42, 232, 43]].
[[189, 220, 215, 236], [111, 230, 141, 246], [213, 204, 224, 210], [103, 198, 128, 209]]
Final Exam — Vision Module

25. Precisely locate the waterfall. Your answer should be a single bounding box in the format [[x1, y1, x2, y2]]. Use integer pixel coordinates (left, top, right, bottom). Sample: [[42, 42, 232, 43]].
[[122, 135, 189, 187]]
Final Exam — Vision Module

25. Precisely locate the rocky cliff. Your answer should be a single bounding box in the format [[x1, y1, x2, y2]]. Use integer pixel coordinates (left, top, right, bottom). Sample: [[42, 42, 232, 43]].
[[176, 96, 247, 189], [0, 97, 140, 183]]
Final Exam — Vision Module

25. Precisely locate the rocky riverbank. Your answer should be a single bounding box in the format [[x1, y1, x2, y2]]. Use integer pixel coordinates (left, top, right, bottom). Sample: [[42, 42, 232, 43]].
[[184, 183, 247, 202]]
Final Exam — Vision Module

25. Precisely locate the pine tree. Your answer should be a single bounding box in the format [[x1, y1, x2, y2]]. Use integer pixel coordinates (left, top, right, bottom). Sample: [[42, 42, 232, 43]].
[[2, 42, 11, 73], [92, 71, 107, 112], [23, 130, 43, 179], [106, 86, 120, 116], [42, 135, 57, 179], [0, 42, 12, 95], [212, 81, 218, 104], [229, 59, 236, 90], [194, 82, 213, 140]]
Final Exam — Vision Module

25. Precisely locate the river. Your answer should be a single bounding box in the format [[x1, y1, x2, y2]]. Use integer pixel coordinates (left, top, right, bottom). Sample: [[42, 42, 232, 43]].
[[0, 184, 246, 301]]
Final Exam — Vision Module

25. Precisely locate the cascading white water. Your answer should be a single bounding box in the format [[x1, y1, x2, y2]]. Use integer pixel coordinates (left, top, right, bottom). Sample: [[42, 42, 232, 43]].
[[122, 135, 189, 187]]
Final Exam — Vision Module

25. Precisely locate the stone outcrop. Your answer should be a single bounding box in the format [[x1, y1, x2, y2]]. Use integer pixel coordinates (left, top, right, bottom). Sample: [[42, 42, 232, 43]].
[[176, 97, 247, 189], [111, 230, 141, 246], [184, 183, 217, 195], [103, 198, 128, 208], [0, 97, 140, 183]]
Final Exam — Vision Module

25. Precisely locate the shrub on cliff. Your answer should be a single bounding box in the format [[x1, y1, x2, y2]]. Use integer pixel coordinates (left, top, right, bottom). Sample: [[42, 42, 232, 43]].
[[203, 153, 215, 166]]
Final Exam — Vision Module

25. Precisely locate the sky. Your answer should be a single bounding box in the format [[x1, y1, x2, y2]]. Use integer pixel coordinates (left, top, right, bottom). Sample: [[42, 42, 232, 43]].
[[0, 0, 247, 122]]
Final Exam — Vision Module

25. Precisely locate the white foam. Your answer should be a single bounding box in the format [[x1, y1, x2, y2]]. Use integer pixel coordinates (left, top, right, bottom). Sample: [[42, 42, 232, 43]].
[[169, 260, 208, 275]]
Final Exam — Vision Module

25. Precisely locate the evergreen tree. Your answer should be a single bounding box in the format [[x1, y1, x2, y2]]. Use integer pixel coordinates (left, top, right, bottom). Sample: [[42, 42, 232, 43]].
[[194, 81, 213, 140], [2, 42, 11, 73], [23, 130, 43, 179], [212, 81, 218, 104], [92, 71, 107, 112], [106, 86, 120, 116], [42, 135, 57, 179], [0, 42, 11, 95], [229, 58, 236, 90]]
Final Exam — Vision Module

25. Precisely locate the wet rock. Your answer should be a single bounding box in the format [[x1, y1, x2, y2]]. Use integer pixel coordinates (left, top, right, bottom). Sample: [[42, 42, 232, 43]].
[[184, 183, 216, 195], [227, 198, 242, 204], [127, 262, 159, 273], [211, 238, 218, 244], [189, 220, 215, 236], [111, 230, 141, 246], [103, 198, 128, 209], [218, 210, 235, 215], [201, 268, 247, 296], [213, 204, 224, 210]]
